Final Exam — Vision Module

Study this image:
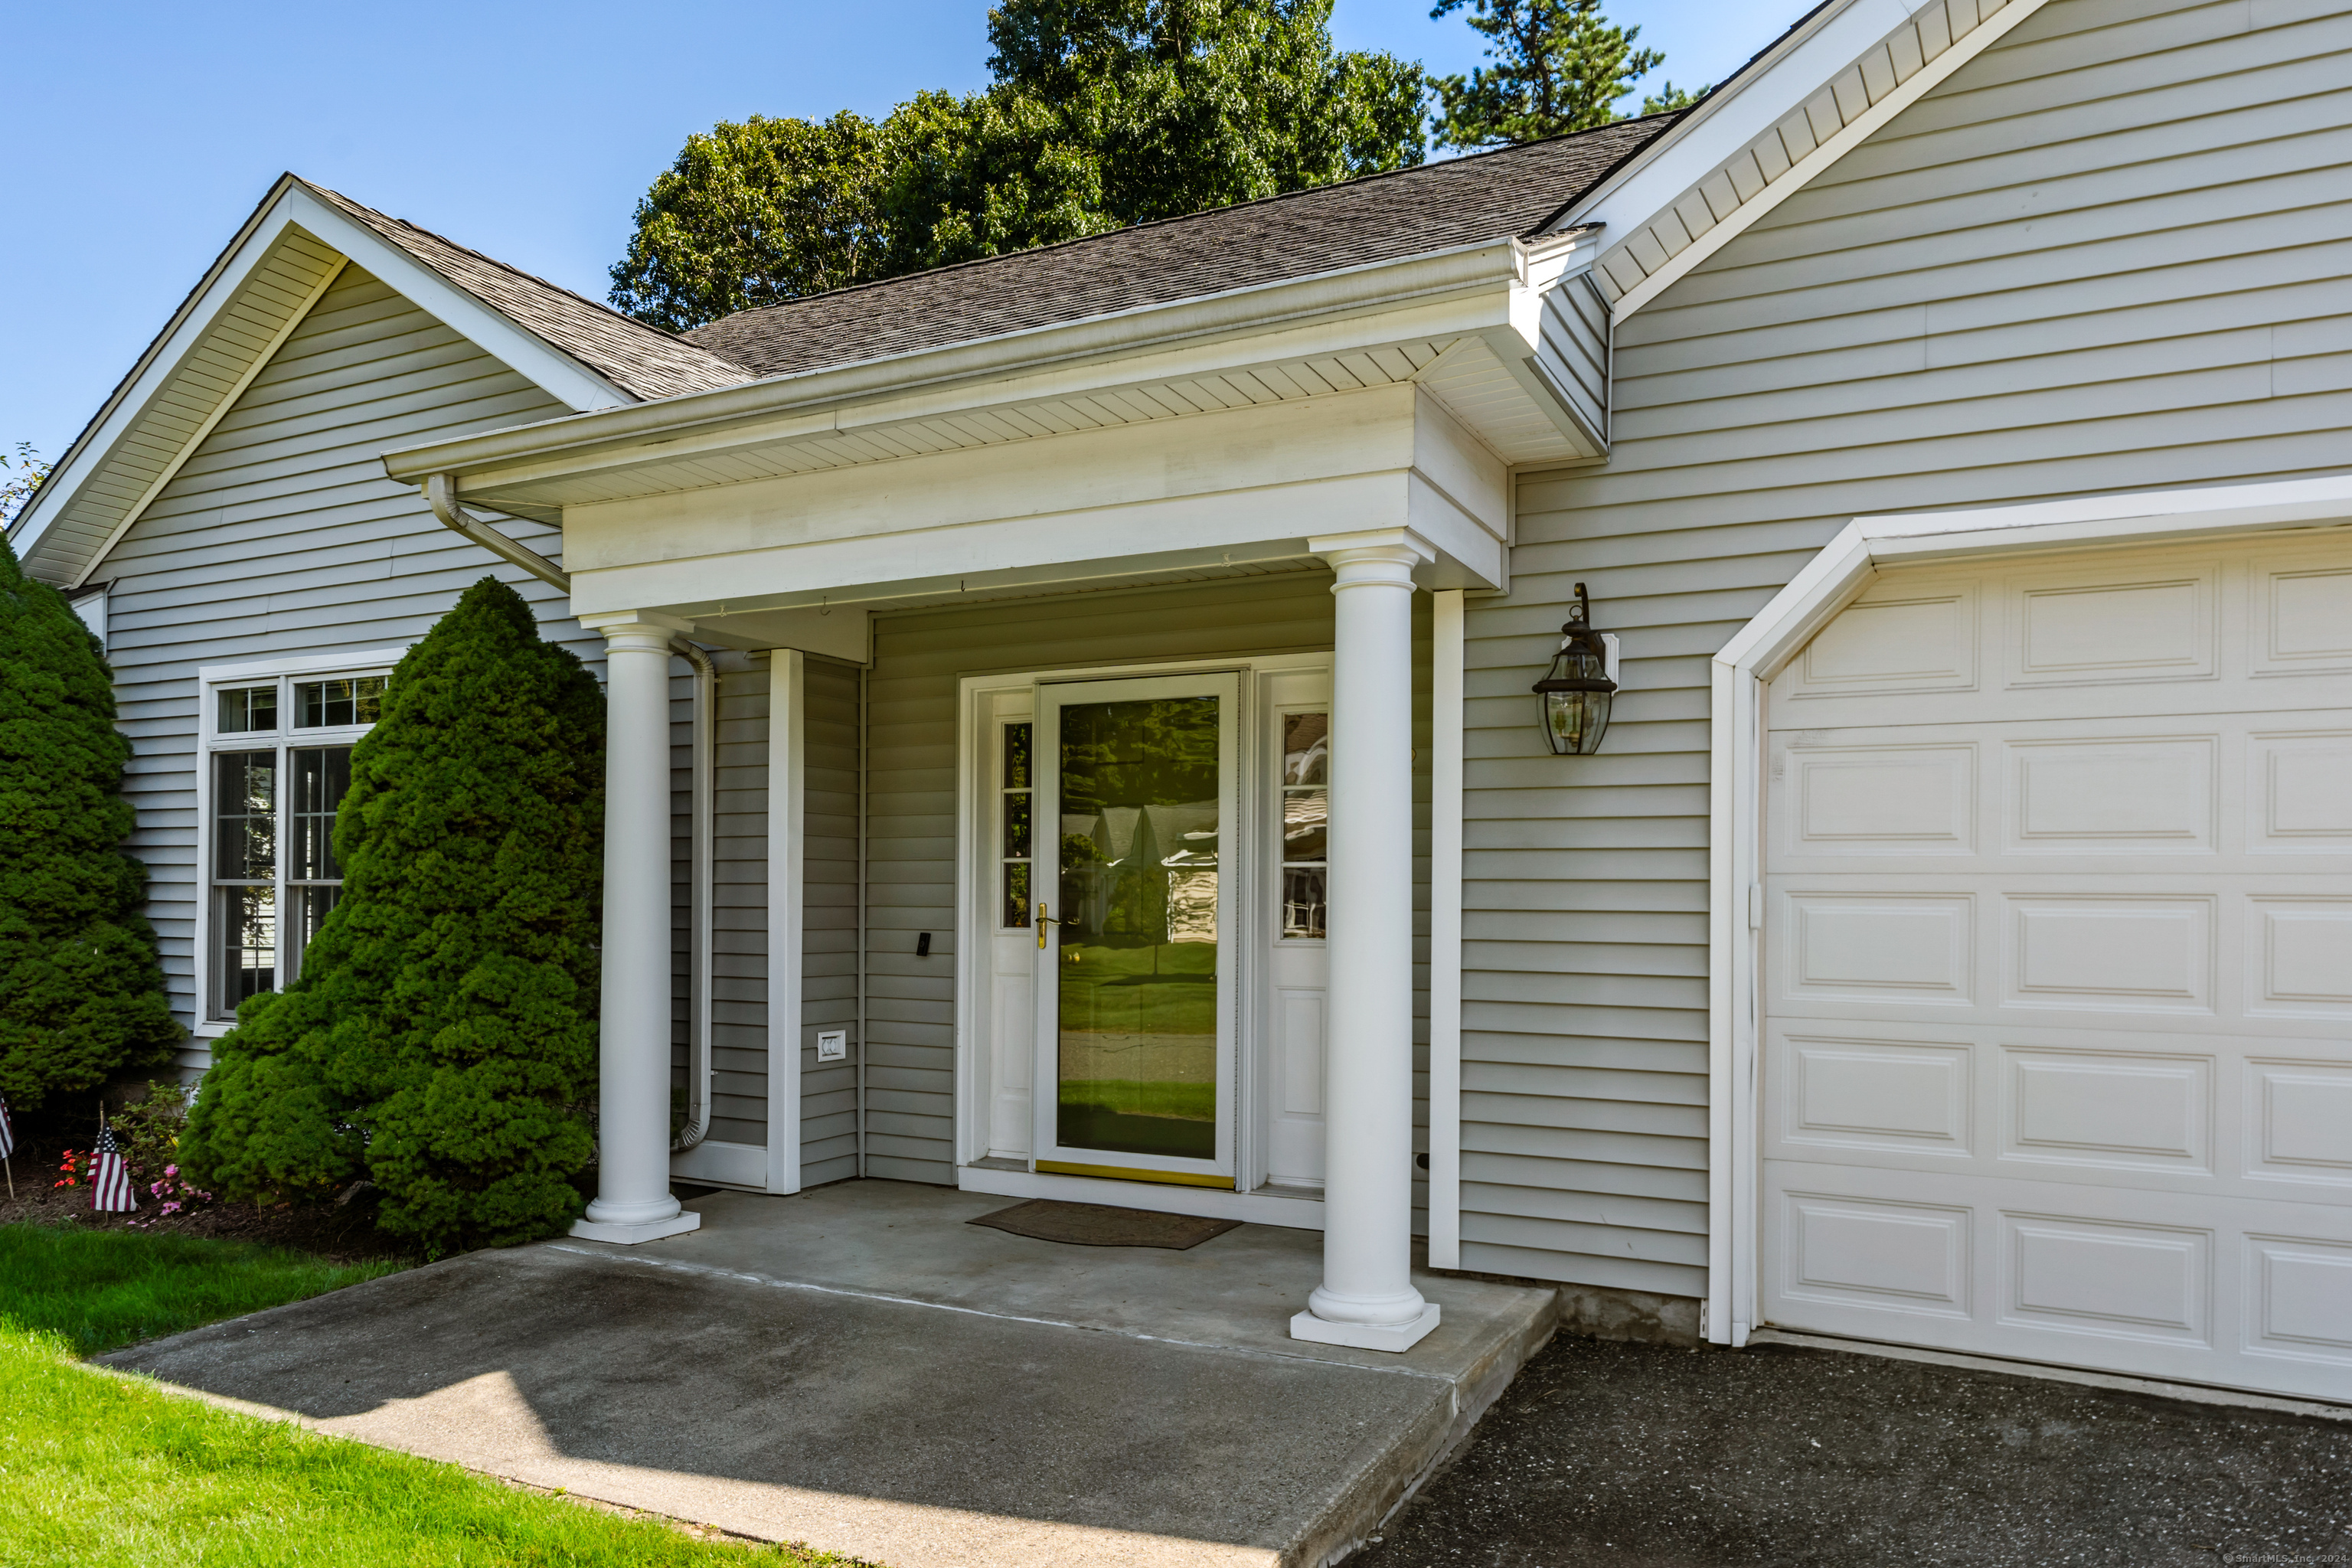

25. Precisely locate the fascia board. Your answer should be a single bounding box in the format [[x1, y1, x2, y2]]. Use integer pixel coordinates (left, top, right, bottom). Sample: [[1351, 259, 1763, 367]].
[[421, 287, 1526, 504], [381, 240, 1528, 490], [1557, 0, 1893, 234], [10, 175, 309, 559], [276, 188, 629, 413]]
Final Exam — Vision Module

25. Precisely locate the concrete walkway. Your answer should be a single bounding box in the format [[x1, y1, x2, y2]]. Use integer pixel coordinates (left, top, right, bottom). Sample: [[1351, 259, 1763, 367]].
[[101, 1181, 1556, 1568]]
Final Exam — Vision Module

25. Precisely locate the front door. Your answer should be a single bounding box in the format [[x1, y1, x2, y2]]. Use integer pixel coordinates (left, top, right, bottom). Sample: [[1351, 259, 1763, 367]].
[[1033, 673, 1240, 1187]]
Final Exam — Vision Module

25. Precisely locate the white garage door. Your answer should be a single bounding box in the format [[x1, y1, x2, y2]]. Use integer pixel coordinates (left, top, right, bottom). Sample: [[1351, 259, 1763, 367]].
[[1760, 531, 2352, 1401]]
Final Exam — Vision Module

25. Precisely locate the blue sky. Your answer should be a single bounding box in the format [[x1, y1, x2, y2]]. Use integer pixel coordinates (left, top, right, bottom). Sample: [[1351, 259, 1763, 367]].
[[6, 0, 1790, 464]]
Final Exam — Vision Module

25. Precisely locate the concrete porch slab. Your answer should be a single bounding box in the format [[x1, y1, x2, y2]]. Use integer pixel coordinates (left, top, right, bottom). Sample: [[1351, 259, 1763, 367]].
[[100, 1181, 1556, 1568]]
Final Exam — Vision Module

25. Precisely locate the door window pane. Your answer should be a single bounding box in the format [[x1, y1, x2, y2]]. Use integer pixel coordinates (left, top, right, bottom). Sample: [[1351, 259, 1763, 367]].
[[295, 675, 385, 728], [213, 752, 276, 879], [1278, 712, 1328, 939], [1282, 712, 1327, 785], [999, 722, 1033, 927], [1055, 695, 1220, 1161], [217, 685, 277, 734]]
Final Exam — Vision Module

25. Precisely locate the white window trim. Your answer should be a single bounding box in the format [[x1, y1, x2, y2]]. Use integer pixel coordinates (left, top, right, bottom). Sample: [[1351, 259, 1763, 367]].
[[1703, 474, 2352, 1347], [191, 647, 407, 1037]]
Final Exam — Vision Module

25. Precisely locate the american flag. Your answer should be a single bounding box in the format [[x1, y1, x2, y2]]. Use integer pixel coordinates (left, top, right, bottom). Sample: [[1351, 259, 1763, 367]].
[[90, 1121, 134, 1213], [0, 1094, 13, 1161]]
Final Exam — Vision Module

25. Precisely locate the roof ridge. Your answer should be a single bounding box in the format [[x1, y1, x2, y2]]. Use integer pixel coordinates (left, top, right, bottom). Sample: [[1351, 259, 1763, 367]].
[[688, 116, 1678, 341]]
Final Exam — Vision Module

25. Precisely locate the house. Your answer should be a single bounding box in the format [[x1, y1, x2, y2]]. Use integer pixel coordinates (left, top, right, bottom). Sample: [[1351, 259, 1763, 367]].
[[12, 0, 2349, 1396]]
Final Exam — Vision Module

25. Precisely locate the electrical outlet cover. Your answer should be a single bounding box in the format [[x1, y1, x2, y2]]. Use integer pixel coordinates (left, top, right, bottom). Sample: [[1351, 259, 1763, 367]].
[[815, 1030, 848, 1063]]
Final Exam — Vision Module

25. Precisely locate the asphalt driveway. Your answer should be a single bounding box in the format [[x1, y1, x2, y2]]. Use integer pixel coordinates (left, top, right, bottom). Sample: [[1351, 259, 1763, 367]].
[[1353, 1335, 2351, 1568]]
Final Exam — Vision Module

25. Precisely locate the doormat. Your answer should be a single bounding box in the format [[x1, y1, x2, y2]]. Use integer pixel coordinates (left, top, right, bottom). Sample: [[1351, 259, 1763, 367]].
[[968, 1199, 1242, 1250]]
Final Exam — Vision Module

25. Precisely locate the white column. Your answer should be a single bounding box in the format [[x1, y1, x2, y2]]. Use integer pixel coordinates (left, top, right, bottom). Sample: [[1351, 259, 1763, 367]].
[[573, 616, 703, 1244], [1293, 533, 1440, 1352]]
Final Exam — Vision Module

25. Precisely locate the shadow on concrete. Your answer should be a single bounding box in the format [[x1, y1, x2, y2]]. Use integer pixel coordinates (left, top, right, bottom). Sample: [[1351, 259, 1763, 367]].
[[100, 1181, 1558, 1568]]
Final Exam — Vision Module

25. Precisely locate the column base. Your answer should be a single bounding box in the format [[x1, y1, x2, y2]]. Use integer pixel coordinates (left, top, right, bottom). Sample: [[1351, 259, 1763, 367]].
[[569, 1210, 703, 1245], [1290, 1303, 1441, 1354]]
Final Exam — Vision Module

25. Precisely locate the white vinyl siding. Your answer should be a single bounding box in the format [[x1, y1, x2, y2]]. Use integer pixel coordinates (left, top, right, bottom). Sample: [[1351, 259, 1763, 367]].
[[90, 264, 593, 1063], [1465, 0, 2352, 1299], [801, 656, 863, 1185]]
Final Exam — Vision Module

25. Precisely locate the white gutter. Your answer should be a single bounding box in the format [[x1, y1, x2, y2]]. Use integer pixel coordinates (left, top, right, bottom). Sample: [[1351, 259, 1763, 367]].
[[425, 471, 716, 1154]]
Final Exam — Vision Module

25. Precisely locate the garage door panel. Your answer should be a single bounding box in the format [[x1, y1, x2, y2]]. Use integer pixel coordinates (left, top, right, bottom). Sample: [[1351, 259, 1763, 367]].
[[2252, 556, 2352, 676], [2005, 734, 2216, 853], [2248, 729, 2352, 850], [2001, 1044, 2213, 1174], [1762, 532, 2352, 1401], [2003, 893, 2216, 1014], [1761, 1158, 2352, 1400], [2004, 564, 2220, 689]]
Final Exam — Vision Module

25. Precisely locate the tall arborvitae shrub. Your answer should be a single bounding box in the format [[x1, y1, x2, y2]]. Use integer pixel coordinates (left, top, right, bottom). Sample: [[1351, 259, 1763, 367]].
[[183, 577, 604, 1253], [0, 534, 181, 1106]]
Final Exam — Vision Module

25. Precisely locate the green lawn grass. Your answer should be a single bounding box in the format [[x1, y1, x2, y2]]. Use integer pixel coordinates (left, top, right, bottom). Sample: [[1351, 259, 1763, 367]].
[[0, 1223, 870, 1566]]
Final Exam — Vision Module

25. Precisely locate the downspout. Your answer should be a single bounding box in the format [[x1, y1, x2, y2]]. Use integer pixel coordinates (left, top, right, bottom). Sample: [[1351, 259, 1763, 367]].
[[425, 473, 715, 1154]]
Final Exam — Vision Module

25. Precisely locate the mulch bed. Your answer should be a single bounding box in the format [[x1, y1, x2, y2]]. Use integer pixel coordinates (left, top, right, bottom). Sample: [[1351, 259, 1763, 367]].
[[1, 1125, 417, 1266]]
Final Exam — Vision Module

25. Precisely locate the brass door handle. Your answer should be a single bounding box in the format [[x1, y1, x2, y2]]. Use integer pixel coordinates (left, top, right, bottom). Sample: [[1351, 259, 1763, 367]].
[[1036, 902, 1063, 950]]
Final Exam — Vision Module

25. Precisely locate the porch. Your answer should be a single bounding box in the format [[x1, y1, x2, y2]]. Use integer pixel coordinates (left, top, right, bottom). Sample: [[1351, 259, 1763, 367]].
[[106, 1179, 1560, 1568]]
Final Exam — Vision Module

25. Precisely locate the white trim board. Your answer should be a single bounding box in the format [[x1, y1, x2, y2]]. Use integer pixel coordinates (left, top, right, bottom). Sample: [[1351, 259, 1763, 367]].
[[1426, 590, 1465, 1270], [1702, 472, 2352, 1346], [766, 650, 807, 1194]]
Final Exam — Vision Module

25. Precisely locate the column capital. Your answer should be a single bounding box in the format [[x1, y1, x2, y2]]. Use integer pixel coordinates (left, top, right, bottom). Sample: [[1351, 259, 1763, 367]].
[[579, 609, 695, 648], [1308, 528, 1436, 587]]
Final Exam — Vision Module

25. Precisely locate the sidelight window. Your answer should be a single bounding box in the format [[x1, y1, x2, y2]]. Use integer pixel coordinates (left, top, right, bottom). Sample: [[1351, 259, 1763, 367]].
[[1279, 711, 1328, 939], [1000, 721, 1034, 927]]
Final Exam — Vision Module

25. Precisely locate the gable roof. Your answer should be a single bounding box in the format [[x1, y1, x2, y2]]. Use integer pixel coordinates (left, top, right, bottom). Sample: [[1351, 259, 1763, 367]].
[[296, 180, 752, 401], [8, 174, 755, 586], [684, 117, 1675, 380]]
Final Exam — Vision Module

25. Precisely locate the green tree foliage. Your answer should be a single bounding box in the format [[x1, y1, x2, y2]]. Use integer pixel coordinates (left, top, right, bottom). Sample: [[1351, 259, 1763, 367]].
[[0, 534, 181, 1109], [608, 111, 893, 335], [609, 0, 1427, 328], [182, 579, 603, 1256], [1429, 0, 1665, 149], [2, 443, 51, 525]]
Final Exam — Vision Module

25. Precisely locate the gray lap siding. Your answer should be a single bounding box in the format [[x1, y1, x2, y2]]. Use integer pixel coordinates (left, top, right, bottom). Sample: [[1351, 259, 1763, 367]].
[[1461, 0, 2352, 1298]]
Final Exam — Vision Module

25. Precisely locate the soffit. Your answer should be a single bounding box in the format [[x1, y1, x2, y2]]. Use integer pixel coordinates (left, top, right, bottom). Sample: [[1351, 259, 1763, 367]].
[[1591, 0, 2050, 318], [15, 226, 346, 586]]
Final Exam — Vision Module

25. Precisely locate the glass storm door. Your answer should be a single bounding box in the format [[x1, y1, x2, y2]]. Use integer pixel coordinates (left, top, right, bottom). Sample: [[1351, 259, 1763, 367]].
[[1033, 672, 1239, 1187]]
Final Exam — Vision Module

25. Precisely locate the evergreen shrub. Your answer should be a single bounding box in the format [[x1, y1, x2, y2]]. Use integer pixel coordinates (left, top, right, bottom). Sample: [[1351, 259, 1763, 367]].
[[183, 578, 605, 1254], [0, 535, 181, 1108]]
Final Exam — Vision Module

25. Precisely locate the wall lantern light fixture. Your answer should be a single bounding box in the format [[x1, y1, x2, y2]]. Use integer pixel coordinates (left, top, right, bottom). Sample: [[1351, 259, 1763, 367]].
[[1533, 583, 1619, 756]]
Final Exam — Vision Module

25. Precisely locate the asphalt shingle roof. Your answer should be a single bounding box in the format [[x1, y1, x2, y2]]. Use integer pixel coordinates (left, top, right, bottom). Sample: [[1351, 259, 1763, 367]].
[[683, 116, 1679, 381], [299, 180, 756, 402]]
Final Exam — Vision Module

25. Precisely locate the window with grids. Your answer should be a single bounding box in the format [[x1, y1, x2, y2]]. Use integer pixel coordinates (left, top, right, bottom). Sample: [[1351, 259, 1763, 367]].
[[1279, 711, 1328, 939], [1000, 721, 1033, 927], [205, 672, 386, 1021]]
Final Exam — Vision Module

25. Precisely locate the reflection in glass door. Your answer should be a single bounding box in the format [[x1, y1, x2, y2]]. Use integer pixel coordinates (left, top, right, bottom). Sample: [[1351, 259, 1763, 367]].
[[1034, 673, 1237, 1187]]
